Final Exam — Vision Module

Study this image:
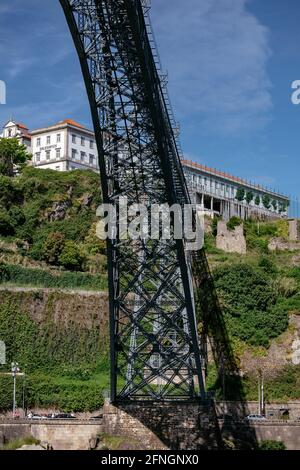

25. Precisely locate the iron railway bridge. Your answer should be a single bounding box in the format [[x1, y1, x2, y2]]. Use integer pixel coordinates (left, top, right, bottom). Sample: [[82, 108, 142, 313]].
[[60, 0, 234, 404]]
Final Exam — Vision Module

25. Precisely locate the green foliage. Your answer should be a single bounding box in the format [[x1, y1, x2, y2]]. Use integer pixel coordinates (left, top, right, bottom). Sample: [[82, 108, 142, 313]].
[[262, 194, 271, 209], [259, 440, 286, 451], [255, 195, 261, 206], [235, 187, 245, 202], [0, 138, 31, 176], [204, 234, 223, 254], [0, 299, 108, 411], [25, 374, 104, 412], [0, 263, 107, 290], [226, 216, 242, 231], [213, 263, 288, 346], [3, 436, 40, 450], [272, 200, 278, 211], [0, 175, 22, 207], [42, 232, 65, 264], [211, 216, 221, 237], [276, 220, 289, 239], [0, 167, 103, 272], [244, 219, 278, 253], [246, 191, 254, 204], [258, 256, 278, 275], [0, 208, 15, 235], [59, 241, 84, 271]]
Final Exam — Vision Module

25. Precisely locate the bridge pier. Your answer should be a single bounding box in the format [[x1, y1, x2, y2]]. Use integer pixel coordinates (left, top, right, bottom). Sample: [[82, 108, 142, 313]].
[[102, 399, 222, 450]]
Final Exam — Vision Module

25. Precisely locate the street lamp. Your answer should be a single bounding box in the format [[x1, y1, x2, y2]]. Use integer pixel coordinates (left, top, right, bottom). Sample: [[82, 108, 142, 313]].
[[11, 362, 20, 418]]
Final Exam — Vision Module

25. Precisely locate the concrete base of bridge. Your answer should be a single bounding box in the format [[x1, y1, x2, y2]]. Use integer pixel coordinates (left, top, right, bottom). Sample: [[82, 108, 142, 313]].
[[102, 399, 222, 450]]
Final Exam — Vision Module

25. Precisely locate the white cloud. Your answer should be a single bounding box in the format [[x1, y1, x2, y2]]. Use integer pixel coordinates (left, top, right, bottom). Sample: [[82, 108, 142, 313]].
[[151, 0, 272, 135]]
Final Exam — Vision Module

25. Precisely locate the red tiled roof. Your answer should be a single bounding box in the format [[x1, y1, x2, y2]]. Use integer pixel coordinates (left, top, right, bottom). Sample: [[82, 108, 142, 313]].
[[16, 123, 29, 130], [59, 119, 85, 129]]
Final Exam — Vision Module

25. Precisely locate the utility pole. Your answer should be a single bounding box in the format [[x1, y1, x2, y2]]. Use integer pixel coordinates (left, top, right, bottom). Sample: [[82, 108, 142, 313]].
[[11, 362, 20, 418], [261, 372, 265, 416], [257, 369, 264, 416]]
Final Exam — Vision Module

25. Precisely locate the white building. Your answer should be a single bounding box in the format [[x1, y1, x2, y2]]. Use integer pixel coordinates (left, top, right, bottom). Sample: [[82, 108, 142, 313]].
[[0, 120, 32, 152], [31, 119, 99, 172], [182, 159, 290, 220]]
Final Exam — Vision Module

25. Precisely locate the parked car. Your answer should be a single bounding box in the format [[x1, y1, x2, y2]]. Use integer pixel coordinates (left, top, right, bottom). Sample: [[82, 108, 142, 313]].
[[51, 413, 76, 420], [246, 414, 267, 421], [27, 413, 48, 420]]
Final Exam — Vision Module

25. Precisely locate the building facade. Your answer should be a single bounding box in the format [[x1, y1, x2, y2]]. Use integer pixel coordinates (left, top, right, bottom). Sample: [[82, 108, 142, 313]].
[[1, 118, 290, 220], [182, 159, 289, 220], [31, 119, 99, 172], [0, 120, 32, 152]]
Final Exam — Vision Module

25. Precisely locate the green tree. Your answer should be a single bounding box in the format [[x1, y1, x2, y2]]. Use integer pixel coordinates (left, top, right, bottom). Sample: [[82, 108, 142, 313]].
[[272, 200, 278, 211], [59, 241, 84, 271], [246, 191, 254, 204], [42, 232, 65, 265], [213, 263, 288, 347], [0, 138, 31, 176], [262, 194, 271, 210], [235, 187, 245, 202], [255, 195, 261, 206], [0, 208, 15, 235]]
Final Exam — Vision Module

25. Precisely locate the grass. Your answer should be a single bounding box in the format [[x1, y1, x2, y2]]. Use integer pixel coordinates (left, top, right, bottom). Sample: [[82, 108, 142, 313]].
[[97, 433, 144, 450], [2, 436, 40, 450], [0, 263, 108, 291]]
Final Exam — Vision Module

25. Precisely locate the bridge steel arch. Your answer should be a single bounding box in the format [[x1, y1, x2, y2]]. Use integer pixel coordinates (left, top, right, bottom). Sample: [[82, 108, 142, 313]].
[[60, 0, 206, 403]]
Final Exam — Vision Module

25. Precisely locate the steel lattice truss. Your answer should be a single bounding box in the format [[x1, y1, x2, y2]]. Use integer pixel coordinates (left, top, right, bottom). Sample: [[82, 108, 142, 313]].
[[60, 0, 206, 402]]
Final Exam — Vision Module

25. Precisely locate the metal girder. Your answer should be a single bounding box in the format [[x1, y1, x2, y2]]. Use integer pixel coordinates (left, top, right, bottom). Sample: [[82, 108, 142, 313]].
[[60, 0, 206, 402]]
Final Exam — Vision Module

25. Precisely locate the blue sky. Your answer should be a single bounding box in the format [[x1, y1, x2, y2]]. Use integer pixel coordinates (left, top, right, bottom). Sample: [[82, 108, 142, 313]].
[[0, 0, 299, 201]]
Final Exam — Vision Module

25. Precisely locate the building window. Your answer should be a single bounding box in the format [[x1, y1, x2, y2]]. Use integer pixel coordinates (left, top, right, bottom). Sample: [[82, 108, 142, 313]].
[[55, 166, 60, 171], [89, 154, 94, 165], [8, 129, 12, 137], [81, 137, 85, 146], [37, 138, 41, 147], [72, 149, 77, 159], [56, 148, 61, 159], [35, 152, 41, 163], [90, 140, 94, 149], [46, 150, 51, 160], [72, 134, 76, 144], [81, 151, 86, 162], [57, 134, 61, 143], [46, 136, 51, 145]]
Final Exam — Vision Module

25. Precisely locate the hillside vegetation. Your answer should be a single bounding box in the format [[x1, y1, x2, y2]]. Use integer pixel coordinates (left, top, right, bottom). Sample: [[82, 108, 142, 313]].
[[0, 167, 107, 288], [1, 168, 300, 408]]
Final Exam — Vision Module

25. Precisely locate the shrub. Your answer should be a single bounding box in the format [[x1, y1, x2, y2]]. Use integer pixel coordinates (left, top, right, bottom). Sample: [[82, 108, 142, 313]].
[[213, 263, 288, 346], [226, 216, 242, 232], [0, 263, 107, 290], [0, 208, 15, 235], [42, 232, 65, 264], [255, 195, 260, 206], [259, 440, 286, 450], [258, 256, 278, 275], [59, 241, 85, 271], [271, 277, 298, 298]]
